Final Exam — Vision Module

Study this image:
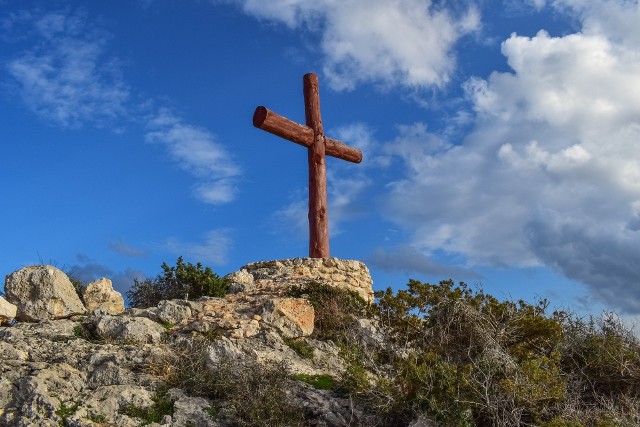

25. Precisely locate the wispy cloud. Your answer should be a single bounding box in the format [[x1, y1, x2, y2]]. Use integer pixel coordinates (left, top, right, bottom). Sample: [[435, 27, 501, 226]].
[[163, 228, 233, 265], [379, 0, 640, 313], [108, 240, 148, 258], [270, 122, 374, 240], [5, 10, 129, 128], [368, 245, 480, 281], [145, 109, 241, 204], [220, 0, 480, 91], [3, 9, 242, 206]]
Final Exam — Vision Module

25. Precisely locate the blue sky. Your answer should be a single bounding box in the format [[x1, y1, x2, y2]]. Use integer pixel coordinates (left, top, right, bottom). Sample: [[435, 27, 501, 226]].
[[1, 0, 639, 318]]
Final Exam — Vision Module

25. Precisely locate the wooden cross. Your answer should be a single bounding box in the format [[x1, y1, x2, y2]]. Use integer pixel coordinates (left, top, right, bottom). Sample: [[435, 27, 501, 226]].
[[253, 73, 363, 258]]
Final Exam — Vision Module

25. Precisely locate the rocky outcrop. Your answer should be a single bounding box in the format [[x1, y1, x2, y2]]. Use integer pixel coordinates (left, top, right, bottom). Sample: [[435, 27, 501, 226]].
[[261, 297, 315, 338], [0, 296, 17, 325], [0, 258, 380, 426], [4, 265, 86, 321], [87, 313, 167, 344], [82, 278, 125, 315], [231, 258, 374, 302]]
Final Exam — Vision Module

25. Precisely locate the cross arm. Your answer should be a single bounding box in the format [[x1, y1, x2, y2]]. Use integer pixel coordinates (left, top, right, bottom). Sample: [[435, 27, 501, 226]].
[[253, 106, 363, 164]]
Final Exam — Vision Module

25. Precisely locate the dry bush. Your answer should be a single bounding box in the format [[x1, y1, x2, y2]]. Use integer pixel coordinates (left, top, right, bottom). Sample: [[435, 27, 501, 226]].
[[149, 336, 304, 427]]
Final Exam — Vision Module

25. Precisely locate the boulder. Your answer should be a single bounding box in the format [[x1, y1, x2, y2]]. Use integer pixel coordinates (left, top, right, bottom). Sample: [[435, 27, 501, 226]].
[[4, 265, 86, 321], [261, 297, 314, 338], [156, 300, 192, 325], [0, 296, 17, 325], [89, 314, 166, 344], [82, 278, 125, 315]]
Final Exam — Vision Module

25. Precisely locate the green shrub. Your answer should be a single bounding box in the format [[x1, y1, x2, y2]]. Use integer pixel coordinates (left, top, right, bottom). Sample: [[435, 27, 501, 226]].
[[288, 281, 370, 342], [127, 257, 229, 308], [135, 278, 640, 427]]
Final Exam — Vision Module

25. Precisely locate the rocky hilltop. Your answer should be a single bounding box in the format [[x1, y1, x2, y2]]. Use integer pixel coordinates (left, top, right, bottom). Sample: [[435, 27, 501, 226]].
[[0, 259, 397, 427]]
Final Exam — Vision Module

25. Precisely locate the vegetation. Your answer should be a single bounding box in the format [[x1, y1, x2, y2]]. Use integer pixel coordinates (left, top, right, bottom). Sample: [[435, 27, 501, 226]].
[[305, 279, 640, 427], [127, 257, 229, 308], [294, 373, 336, 390], [283, 336, 315, 359], [153, 337, 304, 427], [56, 400, 79, 425], [121, 387, 174, 426], [288, 281, 370, 342], [139, 278, 640, 426]]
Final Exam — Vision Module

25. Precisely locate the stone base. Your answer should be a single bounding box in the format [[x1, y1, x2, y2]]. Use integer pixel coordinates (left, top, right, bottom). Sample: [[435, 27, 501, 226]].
[[226, 258, 374, 302]]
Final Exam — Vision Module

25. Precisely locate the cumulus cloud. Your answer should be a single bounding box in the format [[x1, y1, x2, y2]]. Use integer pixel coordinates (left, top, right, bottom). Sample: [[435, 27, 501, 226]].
[[5, 10, 129, 128], [145, 108, 241, 204], [526, 210, 640, 313], [220, 0, 479, 90], [163, 229, 233, 265], [380, 0, 640, 312]]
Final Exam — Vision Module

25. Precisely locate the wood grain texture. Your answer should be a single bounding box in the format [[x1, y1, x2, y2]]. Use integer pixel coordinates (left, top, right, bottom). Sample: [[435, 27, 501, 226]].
[[253, 73, 363, 259], [304, 73, 329, 258], [253, 107, 362, 163]]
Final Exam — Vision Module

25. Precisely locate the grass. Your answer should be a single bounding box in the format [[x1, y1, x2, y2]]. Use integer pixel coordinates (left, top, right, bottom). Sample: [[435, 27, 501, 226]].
[[88, 412, 106, 423], [293, 373, 336, 390]]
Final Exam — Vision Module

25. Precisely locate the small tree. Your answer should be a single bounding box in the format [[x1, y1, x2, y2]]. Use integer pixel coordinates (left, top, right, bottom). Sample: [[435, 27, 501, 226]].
[[127, 257, 228, 308]]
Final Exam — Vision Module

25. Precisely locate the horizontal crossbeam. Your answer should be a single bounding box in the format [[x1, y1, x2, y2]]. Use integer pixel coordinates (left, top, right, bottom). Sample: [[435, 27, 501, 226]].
[[253, 106, 363, 164]]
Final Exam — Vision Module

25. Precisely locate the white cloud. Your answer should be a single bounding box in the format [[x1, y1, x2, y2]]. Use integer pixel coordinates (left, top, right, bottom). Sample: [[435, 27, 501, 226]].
[[272, 171, 370, 239], [270, 121, 374, 241], [334, 122, 392, 167], [221, 0, 479, 90], [4, 10, 240, 206], [163, 229, 233, 265], [368, 245, 480, 280], [5, 11, 129, 128], [146, 109, 241, 204], [381, 0, 640, 312]]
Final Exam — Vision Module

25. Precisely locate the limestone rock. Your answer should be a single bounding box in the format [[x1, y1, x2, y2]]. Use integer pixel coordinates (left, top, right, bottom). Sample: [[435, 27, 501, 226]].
[[0, 296, 17, 325], [206, 336, 245, 365], [166, 388, 218, 427], [155, 299, 192, 325], [4, 265, 86, 321], [82, 277, 125, 315], [1, 258, 384, 427], [226, 269, 251, 283], [225, 268, 254, 294], [89, 314, 166, 344], [261, 297, 315, 338]]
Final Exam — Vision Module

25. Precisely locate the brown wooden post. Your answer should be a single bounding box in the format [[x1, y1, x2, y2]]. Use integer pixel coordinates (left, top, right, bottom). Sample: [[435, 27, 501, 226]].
[[252, 73, 362, 258], [303, 73, 329, 258]]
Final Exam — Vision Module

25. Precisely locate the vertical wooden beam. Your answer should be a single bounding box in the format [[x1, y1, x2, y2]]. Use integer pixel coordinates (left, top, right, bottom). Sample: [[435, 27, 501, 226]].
[[303, 73, 329, 258]]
